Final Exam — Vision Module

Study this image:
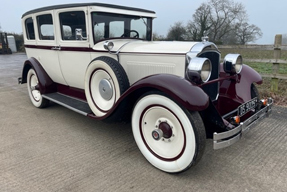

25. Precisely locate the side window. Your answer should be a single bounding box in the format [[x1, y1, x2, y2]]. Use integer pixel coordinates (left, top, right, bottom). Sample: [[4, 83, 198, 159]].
[[59, 11, 87, 41], [37, 14, 54, 40], [25, 17, 35, 40]]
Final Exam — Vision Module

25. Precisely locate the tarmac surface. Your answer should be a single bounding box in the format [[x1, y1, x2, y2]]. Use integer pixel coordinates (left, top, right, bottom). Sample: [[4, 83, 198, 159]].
[[0, 53, 286, 192]]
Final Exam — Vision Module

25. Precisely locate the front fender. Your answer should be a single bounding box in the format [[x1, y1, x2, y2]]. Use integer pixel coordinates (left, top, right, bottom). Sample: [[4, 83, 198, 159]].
[[21, 57, 56, 94], [123, 74, 209, 111], [92, 74, 209, 122], [236, 64, 262, 101]]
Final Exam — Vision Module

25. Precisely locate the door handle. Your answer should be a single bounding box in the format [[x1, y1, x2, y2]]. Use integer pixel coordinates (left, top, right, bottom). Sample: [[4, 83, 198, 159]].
[[51, 46, 61, 50]]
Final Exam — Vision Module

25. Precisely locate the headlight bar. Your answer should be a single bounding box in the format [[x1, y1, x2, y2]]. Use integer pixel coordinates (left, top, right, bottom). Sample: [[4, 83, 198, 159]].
[[223, 54, 243, 74], [186, 57, 212, 84]]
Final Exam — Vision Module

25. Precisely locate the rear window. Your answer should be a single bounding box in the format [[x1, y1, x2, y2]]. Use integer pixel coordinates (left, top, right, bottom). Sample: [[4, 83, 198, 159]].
[[25, 17, 35, 40], [37, 14, 54, 40]]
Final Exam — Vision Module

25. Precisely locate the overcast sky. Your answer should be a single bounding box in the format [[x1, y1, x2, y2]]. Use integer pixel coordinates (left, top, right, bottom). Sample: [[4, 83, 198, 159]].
[[0, 0, 285, 44]]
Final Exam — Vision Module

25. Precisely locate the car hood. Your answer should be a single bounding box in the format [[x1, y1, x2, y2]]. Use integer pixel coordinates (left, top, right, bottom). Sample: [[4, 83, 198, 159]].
[[93, 40, 200, 54]]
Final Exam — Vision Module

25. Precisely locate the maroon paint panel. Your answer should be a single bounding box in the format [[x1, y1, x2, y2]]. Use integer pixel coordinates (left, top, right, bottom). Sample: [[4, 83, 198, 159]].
[[88, 74, 210, 120], [57, 84, 87, 101], [128, 74, 210, 111], [24, 44, 186, 56], [22, 57, 57, 94], [25, 45, 95, 52], [216, 64, 262, 116]]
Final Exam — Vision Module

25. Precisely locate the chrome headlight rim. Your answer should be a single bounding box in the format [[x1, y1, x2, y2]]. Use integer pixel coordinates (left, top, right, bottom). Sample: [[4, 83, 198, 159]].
[[186, 57, 212, 84], [223, 54, 243, 74]]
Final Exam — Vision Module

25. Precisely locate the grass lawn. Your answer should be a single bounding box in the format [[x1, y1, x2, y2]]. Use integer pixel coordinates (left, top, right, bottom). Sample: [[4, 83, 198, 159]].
[[220, 48, 287, 60], [245, 62, 287, 75]]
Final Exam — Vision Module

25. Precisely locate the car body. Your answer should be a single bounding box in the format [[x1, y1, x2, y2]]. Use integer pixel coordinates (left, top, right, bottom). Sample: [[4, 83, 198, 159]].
[[19, 3, 273, 173]]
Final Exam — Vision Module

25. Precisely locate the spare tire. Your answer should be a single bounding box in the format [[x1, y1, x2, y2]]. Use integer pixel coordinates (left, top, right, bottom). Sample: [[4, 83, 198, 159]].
[[85, 56, 129, 117]]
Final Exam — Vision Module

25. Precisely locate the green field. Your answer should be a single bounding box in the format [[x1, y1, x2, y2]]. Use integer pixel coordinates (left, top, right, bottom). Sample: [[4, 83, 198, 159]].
[[245, 62, 287, 75], [220, 48, 287, 60]]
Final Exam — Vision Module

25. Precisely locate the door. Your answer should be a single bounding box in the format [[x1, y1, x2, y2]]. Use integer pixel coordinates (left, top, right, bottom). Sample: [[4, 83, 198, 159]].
[[35, 11, 67, 85], [55, 8, 92, 89]]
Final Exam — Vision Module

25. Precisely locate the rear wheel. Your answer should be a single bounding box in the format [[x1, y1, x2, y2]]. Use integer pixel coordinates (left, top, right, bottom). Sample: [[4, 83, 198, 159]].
[[27, 69, 49, 108], [132, 92, 206, 173]]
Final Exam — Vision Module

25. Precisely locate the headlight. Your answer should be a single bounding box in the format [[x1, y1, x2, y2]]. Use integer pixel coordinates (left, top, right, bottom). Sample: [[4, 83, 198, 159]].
[[223, 54, 243, 74], [186, 57, 212, 84]]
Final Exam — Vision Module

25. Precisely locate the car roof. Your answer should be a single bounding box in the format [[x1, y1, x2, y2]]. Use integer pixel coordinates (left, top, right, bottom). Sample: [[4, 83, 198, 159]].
[[22, 3, 156, 18]]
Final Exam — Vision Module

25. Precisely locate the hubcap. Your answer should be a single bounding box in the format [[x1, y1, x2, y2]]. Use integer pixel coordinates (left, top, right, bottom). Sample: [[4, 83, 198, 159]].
[[30, 74, 41, 102], [159, 122, 173, 139], [141, 106, 185, 160], [152, 121, 173, 141], [152, 129, 163, 140], [99, 78, 113, 101]]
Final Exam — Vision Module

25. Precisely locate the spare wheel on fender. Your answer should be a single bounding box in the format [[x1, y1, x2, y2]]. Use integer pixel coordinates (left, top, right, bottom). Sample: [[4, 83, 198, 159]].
[[85, 56, 129, 117]]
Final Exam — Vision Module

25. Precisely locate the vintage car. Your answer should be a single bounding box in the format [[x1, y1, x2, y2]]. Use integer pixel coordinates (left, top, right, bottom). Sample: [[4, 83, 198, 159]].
[[19, 3, 273, 173]]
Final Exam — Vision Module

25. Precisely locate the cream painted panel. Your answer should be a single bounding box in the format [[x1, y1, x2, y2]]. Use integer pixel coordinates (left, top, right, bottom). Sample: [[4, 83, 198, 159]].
[[26, 48, 68, 85], [58, 51, 91, 89], [120, 54, 186, 84], [31, 10, 67, 85], [55, 7, 91, 89]]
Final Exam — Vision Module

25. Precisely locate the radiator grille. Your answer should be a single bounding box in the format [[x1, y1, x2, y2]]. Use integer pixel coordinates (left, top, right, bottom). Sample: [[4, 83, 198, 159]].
[[199, 51, 220, 101]]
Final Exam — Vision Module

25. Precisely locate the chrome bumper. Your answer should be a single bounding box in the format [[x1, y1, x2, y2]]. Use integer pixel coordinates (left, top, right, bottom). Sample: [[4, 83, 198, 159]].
[[213, 98, 273, 149]]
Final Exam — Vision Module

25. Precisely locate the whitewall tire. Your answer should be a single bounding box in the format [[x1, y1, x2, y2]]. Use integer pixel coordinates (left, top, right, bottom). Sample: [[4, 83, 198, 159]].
[[27, 68, 49, 108], [85, 57, 129, 117], [132, 92, 206, 173]]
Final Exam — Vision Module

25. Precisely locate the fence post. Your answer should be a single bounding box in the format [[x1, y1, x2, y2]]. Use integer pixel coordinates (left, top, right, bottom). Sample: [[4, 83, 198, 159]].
[[271, 34, 282, 92]]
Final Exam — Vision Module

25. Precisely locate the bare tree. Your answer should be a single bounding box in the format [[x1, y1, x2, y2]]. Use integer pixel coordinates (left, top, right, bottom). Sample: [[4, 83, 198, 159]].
[[209, 0, 245, 42], [186, 0, 262, 44], [166, 22, 187, 41], [186, 3, 212, 41], [235, 23, 262, 44]]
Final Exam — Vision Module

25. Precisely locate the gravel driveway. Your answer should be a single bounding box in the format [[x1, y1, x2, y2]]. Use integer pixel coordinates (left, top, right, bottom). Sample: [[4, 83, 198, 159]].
[[0, 53, 286, 192]]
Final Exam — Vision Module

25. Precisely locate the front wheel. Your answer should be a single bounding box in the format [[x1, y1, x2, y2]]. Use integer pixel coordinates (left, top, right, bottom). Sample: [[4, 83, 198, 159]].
[[132, 92, 206, 173]]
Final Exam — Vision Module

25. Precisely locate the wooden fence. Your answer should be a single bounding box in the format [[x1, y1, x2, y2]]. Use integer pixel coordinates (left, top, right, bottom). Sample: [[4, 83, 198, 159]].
[[219, 35, 287, 91]]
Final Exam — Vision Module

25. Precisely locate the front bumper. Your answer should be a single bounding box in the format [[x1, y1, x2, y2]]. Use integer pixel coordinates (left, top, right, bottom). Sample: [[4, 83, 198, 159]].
[[213, 98, 273, 149]]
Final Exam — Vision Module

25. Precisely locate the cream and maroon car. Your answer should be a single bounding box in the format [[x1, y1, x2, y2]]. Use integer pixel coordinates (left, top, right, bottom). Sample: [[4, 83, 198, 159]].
[[19, 3, 273, 173]]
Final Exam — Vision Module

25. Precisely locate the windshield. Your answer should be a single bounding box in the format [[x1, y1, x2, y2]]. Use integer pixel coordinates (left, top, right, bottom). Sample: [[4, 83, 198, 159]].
[[92, 12, 152, 43]]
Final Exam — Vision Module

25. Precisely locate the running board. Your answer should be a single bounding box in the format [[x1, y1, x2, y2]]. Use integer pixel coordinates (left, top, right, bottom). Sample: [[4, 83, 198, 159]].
[[42, 93, 92, 116]]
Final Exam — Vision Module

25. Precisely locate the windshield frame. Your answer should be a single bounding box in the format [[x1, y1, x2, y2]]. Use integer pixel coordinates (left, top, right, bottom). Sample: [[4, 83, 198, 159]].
[[91, 12, 153, 44]]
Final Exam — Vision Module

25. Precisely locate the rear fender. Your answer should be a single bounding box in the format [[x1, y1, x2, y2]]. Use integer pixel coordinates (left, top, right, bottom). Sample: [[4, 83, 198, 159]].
[[21, 57, 56, 94]]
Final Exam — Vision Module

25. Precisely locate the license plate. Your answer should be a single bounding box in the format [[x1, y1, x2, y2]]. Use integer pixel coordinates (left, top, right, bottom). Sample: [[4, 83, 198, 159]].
[[237, 97, 258, 117]]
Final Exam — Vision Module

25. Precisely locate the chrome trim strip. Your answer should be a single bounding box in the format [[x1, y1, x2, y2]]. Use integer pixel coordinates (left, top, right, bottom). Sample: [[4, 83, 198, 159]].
[[190, 42, 219, 55], [42, 95, 88, 116], [214, 124, 242, 141], [213, 98, 273, 150], [214, 133, 241, 149]]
